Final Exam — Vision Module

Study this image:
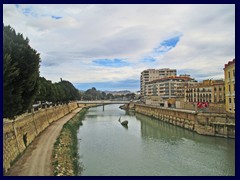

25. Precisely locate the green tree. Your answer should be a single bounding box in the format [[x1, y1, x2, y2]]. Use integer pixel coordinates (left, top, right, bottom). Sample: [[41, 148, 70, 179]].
[[36, 78, 80, 104], [101, 92, 106, 100], [125, 93, 135, 100], [84, 87, 97, 100], [3, 54, 22, 118], [106, 93, 114, 100], [3, 25, 40, 119]]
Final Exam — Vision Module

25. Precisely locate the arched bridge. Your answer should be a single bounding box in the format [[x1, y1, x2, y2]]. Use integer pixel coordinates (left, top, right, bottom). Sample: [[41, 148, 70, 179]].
[[77, 100, 130, 105]]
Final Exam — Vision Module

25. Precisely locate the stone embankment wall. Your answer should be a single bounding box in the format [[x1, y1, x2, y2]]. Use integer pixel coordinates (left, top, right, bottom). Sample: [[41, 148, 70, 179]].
[[3, 102, 79, 174], [134, 103, 235, 139]]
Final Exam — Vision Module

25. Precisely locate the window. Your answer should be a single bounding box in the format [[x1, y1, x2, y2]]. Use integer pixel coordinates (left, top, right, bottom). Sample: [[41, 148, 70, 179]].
[[229, 98, 231, 104], [229, 85, 231, 92], [228, 71, 231, 79]]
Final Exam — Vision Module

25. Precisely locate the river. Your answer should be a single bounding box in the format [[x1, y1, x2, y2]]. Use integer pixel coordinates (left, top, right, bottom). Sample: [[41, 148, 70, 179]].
[[77, 104, 235, 176]]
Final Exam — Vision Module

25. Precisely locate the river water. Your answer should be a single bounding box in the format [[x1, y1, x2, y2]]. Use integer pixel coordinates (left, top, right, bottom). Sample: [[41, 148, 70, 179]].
[[77, 104, 235, 176]]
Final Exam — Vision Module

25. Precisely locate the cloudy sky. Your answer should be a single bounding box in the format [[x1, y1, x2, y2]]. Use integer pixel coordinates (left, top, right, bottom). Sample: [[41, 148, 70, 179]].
[[3, 4, 235, 91]]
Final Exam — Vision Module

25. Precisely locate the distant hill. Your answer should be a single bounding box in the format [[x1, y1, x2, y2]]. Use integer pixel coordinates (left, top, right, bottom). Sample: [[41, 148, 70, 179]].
[[103, 90, 132, 95]]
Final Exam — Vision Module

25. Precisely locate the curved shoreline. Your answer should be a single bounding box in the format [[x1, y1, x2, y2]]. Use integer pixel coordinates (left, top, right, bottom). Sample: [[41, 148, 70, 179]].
[[52, 108, 88, 176], [5, 107, 82, 176]]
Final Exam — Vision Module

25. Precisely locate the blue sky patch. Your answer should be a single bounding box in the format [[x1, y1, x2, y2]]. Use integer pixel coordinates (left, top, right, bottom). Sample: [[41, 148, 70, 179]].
[[21, 7, 38, 17], [92, 58, 129, 67], [153, 34, 182, 55], [140, 57, 156, 63], [161, 36, 181, 47], [51, 16, 62, 20], [74, 79, 139, 91], [15, 4, 62, 19]]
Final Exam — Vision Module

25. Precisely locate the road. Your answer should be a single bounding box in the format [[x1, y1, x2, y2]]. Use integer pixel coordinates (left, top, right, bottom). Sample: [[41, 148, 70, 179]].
[[6, 108, 82, 176]]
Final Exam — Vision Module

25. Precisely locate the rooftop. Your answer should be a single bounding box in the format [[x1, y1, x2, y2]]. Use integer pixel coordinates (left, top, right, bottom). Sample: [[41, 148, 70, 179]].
[[147, 76, 195, 84], [224, 58, 235, 69]]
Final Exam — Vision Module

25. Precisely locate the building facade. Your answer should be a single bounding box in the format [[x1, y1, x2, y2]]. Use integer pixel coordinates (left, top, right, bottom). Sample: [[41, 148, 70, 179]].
[[224, 59, 235, 113], [140, 68, 177, 96], [145, 75, 197, 99], [184, 79, 225, 103]]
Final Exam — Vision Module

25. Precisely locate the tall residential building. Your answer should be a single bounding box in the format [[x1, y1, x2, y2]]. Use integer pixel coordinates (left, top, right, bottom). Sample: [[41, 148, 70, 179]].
[[184, 79, 225, 103], [224, 59, 235, 113], [140, 68, 177, 96], [145, 75, 197, 99]]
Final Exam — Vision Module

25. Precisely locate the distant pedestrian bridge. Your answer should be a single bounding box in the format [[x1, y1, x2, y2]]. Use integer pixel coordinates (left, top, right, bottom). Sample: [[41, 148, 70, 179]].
[[77, 100, 130, 105]]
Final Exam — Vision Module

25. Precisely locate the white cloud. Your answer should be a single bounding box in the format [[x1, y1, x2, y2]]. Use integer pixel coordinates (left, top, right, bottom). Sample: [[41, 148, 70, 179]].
[[3, 4, 235, 90]]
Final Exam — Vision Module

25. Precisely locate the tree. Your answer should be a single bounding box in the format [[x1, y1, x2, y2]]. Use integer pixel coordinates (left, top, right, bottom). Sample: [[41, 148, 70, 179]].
[[3, 25, 40, 119], [35, 78, 80, 104], [106, 93, 114, 100], [125, 93, 135, 100], [35, 77, 54, 103], [3, 54, 22, 118], [84, 87, 98, 100], [101, 92, 106, 100]]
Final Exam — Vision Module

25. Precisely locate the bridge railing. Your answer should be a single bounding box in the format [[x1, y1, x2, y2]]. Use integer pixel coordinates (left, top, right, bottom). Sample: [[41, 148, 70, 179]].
[[77, 100, 130, 104]]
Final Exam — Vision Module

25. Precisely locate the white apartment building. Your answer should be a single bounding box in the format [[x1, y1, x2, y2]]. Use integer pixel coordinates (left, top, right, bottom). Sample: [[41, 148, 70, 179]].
[[140, 68, 177, 96], [145, 76, 197, 99]]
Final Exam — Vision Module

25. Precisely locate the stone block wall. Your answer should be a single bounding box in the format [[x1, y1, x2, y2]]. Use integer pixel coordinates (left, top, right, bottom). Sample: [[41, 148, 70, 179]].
[[33, 109, 50, 134], [208, 103, 226, 113], [3, 102, 78, 174], [3, 122, 19, 173], [13, 113, 37, 153], [134, 103, 235, 138], [195, 112, 235, 138], [135, 104, 197, 132], [46, 107, 59, 124], [183, 102, 195, 110]]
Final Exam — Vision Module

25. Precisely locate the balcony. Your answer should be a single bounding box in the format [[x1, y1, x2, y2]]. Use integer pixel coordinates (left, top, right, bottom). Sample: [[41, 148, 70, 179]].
[[226, 93, 231, 96]]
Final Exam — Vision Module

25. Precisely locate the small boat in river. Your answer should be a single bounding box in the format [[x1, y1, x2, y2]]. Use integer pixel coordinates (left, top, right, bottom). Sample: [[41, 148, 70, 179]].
[[118, 116, 128, 126], [121, 120, 128, 126]]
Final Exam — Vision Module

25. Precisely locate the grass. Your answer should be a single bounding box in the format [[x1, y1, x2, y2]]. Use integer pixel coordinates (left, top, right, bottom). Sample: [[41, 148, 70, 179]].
[[52, 108, 88, 176]]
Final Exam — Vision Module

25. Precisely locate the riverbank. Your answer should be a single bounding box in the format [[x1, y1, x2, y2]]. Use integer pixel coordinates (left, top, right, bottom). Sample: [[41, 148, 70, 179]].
[[129, 103, 235, 138], [4, 107, 82, 176], [77, 104, 235, 176], [52, 108, 88, 176], [3, 102, 79, 174]]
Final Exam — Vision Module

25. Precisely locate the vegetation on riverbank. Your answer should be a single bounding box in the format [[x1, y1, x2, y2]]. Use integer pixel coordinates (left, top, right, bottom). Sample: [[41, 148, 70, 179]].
[[4, 25, 80, 120], [52, 108, 88, 176]]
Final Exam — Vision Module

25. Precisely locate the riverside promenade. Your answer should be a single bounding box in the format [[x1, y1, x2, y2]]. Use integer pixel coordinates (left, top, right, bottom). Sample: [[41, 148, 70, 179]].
[[6, 108, 82, 176]]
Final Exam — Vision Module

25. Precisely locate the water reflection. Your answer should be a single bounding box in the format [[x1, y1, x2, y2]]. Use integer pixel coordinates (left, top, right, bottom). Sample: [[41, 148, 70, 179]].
[[136, 112, 235, 148], [78, 104, 235, 176]]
